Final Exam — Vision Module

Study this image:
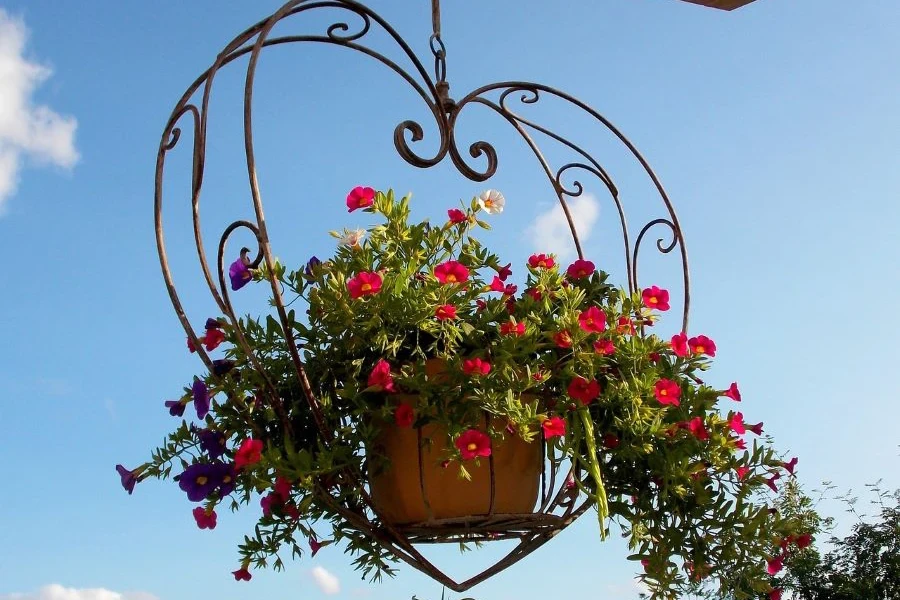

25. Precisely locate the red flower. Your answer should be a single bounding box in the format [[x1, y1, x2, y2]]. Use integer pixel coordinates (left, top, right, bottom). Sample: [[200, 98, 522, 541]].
[[578, 306, 607, 333], [435, 304, 457, 320], [203, 328, 226, 352], [500, 321, 526, 336], [455, 429, 492, 460], [769, 589, 783, 600], [648, 352, 661, 363], [234, 438, 264, 470], [434, 261, 469, 284], [568, 376, 601, 405], [766, 473, 781, 492], [654, 379, 681, 406], [232, 567, 252, 581], [283, 503, 300, 521], [688, 416, 709, 441], [192, 506, 217, 529], [748, 421, 764, 436], [733, 437, 747, 450], [642, 286, 670, 311], [274, 476, 292, 501], [187, 336, 198, 353], [394, 402, 414, 427], [766, 554, 784, 575], [462, 357, 491, 376], [670, 332, 689, 357], [347, 271, 383, 299], [724, 382, 741, 401], [688, 335, 717, 357], [554, 331, 573, 349], [542, 416, 566, 438], [735, 466, 751, 480], [367, 359, 395, 392], [795, 533, 812, 549], [528, 253, 555, 269], [730, 412, 746, 435], [525, 288, 543, 301], [476, 299, 487, 312], [260, 492, 278, 517], [593, 339, 615, 355], [783, 456, 798, 475], [346, 186, 375, 212], [496, 263, 513, 281], [566, 259, 595, 279], [602, 433, 620, 448], [310, 537, 323, 557], [447, 208, 467, 224], [616, 316, 636, 335]]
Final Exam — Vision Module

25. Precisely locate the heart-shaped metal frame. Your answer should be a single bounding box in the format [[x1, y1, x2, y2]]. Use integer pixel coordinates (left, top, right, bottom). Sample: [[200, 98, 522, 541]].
[[154, 0, 690, 592]]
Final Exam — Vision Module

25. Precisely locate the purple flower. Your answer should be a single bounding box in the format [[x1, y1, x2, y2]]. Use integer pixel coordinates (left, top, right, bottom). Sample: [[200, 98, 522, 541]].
[[164, 399, 185, 417], [212, 359, 236, 377], [215, 462, 237, 497], [116, 464, 138, 494], [229, 249, 253, 291], [178, 462, 224, 502], [198, 429, 227, 459], [305, 256, 321, 278], [205, 318, 221, 330], [192, 377, 209, 420]]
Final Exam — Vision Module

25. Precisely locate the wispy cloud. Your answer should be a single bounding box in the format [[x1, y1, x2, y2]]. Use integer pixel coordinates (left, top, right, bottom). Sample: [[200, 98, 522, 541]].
[[0, 584, 158, 600], [0, 9, 79, 215], [525, 194, 600, 261], [309, 566, 341, 595]]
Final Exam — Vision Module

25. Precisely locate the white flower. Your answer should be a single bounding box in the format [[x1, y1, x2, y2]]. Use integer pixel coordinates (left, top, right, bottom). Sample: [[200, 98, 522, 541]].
[[339, 228, 366, 248], [477, 189, 505, 215]]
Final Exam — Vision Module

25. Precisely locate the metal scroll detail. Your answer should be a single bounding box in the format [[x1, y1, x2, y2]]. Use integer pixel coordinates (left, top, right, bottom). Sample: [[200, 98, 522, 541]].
[[153, 0, 690, 593]]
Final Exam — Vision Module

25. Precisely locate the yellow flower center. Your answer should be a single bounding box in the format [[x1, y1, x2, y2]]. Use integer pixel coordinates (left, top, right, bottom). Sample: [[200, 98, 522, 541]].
[[223, 475, 232, 484], [484, 199, 493, 207], [660, 389, 668, 396], [466, 442, 478, 452], [446, 274, 457, 282], [361, 283, 372, 292], [695, 346, 705, 353], [196, 476, 208, 485]]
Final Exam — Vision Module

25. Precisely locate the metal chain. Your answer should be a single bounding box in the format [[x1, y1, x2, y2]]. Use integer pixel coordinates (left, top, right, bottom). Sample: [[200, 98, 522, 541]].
[[429, 0, 454, 112]]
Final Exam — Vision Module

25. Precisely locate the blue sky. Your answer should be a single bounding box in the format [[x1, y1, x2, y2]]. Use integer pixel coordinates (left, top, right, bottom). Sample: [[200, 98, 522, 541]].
[[1, 1, 898, 599]]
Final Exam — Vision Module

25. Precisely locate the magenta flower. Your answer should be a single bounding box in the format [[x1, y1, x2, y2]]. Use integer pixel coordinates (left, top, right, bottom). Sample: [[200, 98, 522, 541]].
[[688, 334, 717, 357], [641, 286, 670, 311], [688, 416, 709, 441], [748, 421, 764, 436], [654, 379, 681, 406], [670, 332, 689, 357], [447, 208, 467, 224], [310, 537, 323, 557], [724, 382, 741, 401], [229, 250, 253, 291], [765, 472, 781, 493], [496, 263, 513, 281], [192, 506, 217, 529], [783, 457, 798, 475], [729, 412, 746, 435], [232, 567, 252, 581], [192, 377, 209, 420], [578, 306, 607, 333], [566, 259, 595, 279], [346, 186, 376, 212], [766, 554, 784, 575], [735, 466, 751, 480]]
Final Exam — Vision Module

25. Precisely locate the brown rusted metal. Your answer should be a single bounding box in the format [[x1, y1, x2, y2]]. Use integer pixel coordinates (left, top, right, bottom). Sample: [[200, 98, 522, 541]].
[[153, 0, 692, 592]]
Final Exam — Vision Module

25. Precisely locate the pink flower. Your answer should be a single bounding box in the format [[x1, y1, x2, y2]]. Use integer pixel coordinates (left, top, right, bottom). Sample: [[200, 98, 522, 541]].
[[783, 456, 798, 475], [795, 533, 812, 549], [500, 321, 525, 336], [187, 336, 198, 353], [616, 317, 636, 335], [593, 339, 615, 355], [670, 332, 689, 357], [554, 330, 573, 349], [273, 477, 291, 501], [347, 271, 383, 299], [261, 492, 278, 517], [232, 567, 252, 581], [367, 359, 395, 392], [434, 260, 469, 284], [435, 304, 457, 320], [733, 437, 747, 450], [568, 376, 601, 405], [192, 506, 217, 529], [769, 589, 783, 600], [748, 421, 764, 436], [648, 352, 661, 363], [455, 429, 492, 460], [542, 416, 566, 438], [766, 473, 781, 492], [346, 186, 375, 212], [766, 554, 784, 575], [578, 306, 607, 333], [641, 286, 670, 311], [724, 382, 741, 401], [654, 379, 681, 406], [462, 357, 491, 376], [310, 537, 323, 557], [688, 416, 709, 441], [736, 466, 751, 480], [566, 259, 595, 279], [496, 263, 513, 281], [688, 335, 717, 357], [730, 412, 746, 435], [394, 402, 414, 428], [203, 328, 226, 352], [476, 299, 487, 311], [528, 253, 555, 269], [447, 208, 467, 224], [234, 438, 264, 470]]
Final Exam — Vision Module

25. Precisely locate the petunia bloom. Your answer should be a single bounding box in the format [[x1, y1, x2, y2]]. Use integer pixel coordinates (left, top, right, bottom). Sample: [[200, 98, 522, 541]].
[[455, 429, 492, 459], [496, 263, 513, 281], [477, 189, 505, 214], [769, 589, 783, 600], [367, 359, 395, 393], [735, 466, 751, 480], [729, 412, 746, 435], [765, 472, 781, 492], [232, 568, 252, 581], [304, 256, 321, 278], [766, 555, 784, 575], [616, 317, 636, 335], [578, 306, 607, 333], [724, 382, 741, 401], [565, 259, 595, 279], [273, 476, 292, 501], [310, 537, 323, 557], [654, 379, 681, 406], [229, 249, 253, 291], [116, 465, 139, 494], [554, 331, 573, 349], [783, 457, 798, 475], [234, 438, 264, 470], [164, 399, 185, 417], [346, 186, 376, 212], [528, 253, 555, 269], [641, 286, 670, 311], [192, 377, 210, 420], [795, 533, 812, 549], [688, 417, 709, 441], [447, 208, 467, 224], [748, 421, 764, 436], [542, 416, 566, 439], [394, 403, 414, 428], [593, 339, 615, 355], [688, 335, 717, 357], [670, 332, 689, 357], [347, 271, 382, 299], [198, 429, 227, 459], [178, 462, 224, 502], [203, 328, 226, 352], [602, 433, 620, 448], [462, 358, 491, 376], [435, 304, 457, 320], [500, 321, 526, 336], [434, 260, 469, 284], [192, 506, 217, 529], [568, 376, 601, 405]]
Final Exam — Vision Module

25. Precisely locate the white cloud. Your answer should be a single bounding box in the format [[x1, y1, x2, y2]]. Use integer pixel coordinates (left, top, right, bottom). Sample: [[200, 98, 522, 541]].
[[0, 585, 158, 600], [526, 194, 600, 261], [0, 9, 78, 214], [309, 566, 341, 595]]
